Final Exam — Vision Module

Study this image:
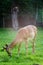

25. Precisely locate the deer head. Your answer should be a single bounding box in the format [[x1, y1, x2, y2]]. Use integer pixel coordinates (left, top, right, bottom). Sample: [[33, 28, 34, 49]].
[[2, 44, 12, 57]]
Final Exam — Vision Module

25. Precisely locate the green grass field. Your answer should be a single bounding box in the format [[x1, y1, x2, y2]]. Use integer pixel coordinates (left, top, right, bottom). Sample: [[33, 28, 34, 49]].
[[0, 27, 43, 65]]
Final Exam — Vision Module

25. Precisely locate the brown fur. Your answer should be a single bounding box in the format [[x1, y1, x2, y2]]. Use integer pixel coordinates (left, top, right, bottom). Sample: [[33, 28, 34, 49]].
[[3, 25, 37, 56]]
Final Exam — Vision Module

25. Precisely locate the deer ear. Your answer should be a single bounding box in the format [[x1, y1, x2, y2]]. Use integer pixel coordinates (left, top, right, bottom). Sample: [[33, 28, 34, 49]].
[[1, 46, 6, 51], [5, 44, 8, 47], [3, 46, 6, 49]]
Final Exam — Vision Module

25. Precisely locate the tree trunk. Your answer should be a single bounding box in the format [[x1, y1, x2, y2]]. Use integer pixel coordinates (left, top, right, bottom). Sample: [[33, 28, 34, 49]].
[[35, 7, 38, 21], [12, 12, 19, 30]]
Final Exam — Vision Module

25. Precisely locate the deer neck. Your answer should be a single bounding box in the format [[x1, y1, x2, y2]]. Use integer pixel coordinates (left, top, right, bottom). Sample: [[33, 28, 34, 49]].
[[8, 40, 17, 50]]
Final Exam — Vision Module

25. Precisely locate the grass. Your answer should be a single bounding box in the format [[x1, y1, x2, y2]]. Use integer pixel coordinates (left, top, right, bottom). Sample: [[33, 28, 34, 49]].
[[0, 27, 43, 65]]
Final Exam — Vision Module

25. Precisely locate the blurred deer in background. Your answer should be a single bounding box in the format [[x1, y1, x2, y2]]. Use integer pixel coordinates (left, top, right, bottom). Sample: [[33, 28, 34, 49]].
[[2, 25, 37, 56]]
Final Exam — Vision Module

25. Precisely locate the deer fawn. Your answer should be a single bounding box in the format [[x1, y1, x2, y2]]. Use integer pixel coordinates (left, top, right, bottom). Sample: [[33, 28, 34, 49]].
[[2, 25, 37, 56]]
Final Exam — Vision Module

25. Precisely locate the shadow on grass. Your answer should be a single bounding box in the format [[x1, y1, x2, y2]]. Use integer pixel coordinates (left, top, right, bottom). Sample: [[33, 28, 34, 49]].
[[0, 52, 41, 64], [12, 53, 34, 63], [0, 55, 11, 62]]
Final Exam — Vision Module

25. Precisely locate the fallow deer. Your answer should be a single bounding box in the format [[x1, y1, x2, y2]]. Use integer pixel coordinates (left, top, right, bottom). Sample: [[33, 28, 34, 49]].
[[2, 25, 37, 56]]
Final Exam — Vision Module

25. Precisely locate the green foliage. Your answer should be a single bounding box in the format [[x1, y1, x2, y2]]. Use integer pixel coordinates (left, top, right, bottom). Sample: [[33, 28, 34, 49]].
[[0, 27, 43, 65], [0, 0, 43, 13], [0, 0, 13, 13]]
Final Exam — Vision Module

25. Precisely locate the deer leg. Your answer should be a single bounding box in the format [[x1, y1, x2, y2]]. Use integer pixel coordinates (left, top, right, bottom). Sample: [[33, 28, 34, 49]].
[[32, 41, 35, 53], [25, 40, 28, 55], [32, 37, 36, 53], [18, 43, 21, 56]]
